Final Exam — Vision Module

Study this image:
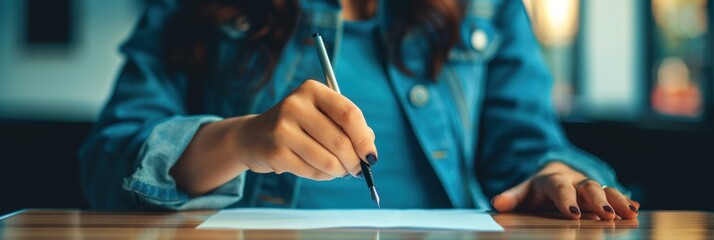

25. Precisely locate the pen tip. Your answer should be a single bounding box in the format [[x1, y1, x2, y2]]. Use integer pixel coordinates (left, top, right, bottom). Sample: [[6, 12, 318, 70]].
[[312, 32, 320, 38], [370, 187, 381, 209]]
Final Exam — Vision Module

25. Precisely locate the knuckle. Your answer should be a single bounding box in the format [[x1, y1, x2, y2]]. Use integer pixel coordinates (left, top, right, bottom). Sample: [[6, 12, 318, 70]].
[[583, 181, 601, 189], [263, 147, 285, 163], [553, 182, 570, 192], [310, 169, 326, 180], [272, 121, 291, 140], [272, 167, 285, 175], [332, 135, 350, 150], [604, 187, 621, 196], [322, 157, 343, 173], [340, 104, 362, 123], [301, 79, 322, 91], [273, 113, 292, 128], [546, 172, 568, 183], [354, 136, 374, 149], [279, 97, 301, 115]]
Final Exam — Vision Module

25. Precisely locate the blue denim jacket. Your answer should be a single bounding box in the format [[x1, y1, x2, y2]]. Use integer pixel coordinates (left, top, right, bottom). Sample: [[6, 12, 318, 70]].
[[80, 0, 625, 210]]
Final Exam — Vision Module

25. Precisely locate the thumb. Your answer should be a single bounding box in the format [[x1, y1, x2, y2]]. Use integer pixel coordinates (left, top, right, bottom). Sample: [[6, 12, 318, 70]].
[[492, 180, 531, 212]]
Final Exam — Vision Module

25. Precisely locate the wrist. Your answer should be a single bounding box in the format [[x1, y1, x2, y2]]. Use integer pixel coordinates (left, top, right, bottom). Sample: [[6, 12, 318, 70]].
[[225, 114, 258, 174]]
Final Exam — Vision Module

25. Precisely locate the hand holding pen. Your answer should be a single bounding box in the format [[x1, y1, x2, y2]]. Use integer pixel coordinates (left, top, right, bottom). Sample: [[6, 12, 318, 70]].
[[221, 61, 378, 187], [313, 33, 381, 207]]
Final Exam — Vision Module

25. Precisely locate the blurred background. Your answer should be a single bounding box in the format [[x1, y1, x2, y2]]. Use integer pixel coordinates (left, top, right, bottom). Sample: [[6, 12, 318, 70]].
[[1, 0, 712, 215]]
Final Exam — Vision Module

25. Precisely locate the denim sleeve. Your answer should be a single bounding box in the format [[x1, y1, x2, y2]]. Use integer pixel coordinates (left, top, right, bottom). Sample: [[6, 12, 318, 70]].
[[122, 115, 246, 210], [79, 0, 245, 210], [477, 0, 627, 198]]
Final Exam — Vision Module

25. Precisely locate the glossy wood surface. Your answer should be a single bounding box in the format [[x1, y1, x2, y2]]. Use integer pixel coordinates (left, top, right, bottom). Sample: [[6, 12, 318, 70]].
[[1, 210, 713, 239]]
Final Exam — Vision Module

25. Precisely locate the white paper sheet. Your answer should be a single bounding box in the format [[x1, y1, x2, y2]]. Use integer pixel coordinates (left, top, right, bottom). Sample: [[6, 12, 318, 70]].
[[197, 208, 504, 231]]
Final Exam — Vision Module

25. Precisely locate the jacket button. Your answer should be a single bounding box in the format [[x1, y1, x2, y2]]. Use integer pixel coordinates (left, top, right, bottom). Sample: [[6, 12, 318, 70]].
[[471, 29, 488, 51], [409, 84, 430, 107], [234, 15, 251, 31], [221, 14, 250, 40]]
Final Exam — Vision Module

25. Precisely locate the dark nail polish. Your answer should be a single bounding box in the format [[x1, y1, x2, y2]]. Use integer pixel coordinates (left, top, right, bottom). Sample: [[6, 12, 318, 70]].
[[603, 205, 614, 213], [569, 206, 581, 214], [366, 153, 378, 165], [356, 171, 363, 178], [629, 205, 638, 213]]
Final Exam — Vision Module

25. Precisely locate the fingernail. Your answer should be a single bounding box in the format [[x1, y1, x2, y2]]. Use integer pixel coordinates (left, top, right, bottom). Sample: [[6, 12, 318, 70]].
[[356, 171, 363, 178], [342, 173, 351, 179], [366, 153, 377, 165], [629, 205, 638, 213], [603, 205, 614, 213], [569, 206, 581, 214]]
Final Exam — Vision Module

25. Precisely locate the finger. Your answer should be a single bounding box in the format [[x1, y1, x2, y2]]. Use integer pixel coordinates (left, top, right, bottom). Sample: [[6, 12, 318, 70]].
[[577, 198, 592, 211], [270, 149, 334, 181], [577, 180, 616, 220], [628, 199, 641, 209], [543, 174, 581, 219], [307, 80, 378, 165], [285, 126, 349, 178], [297, 106, 362, 176], [492, 180, 530, 212], [604, 187, 639, 219]]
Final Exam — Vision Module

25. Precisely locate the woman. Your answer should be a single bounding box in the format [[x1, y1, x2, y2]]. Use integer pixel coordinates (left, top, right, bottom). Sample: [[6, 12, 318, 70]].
[[80, 0, 639, 220]]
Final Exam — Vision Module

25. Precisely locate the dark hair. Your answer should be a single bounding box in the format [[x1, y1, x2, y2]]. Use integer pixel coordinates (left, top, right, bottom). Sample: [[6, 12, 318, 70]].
[[165, 0, 465, 91]]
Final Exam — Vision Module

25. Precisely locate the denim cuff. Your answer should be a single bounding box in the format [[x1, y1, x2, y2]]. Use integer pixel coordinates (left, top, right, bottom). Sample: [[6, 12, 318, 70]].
[[123, 115, 246, 210], [537, 145, 630, 197]]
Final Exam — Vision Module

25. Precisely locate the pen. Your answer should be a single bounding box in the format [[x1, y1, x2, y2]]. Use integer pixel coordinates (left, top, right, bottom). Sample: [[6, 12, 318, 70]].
[[312, 32, 381, 208]]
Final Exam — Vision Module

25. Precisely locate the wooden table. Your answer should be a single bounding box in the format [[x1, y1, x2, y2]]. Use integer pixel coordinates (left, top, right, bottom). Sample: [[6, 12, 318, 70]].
[[1, 210, 712, 239]]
